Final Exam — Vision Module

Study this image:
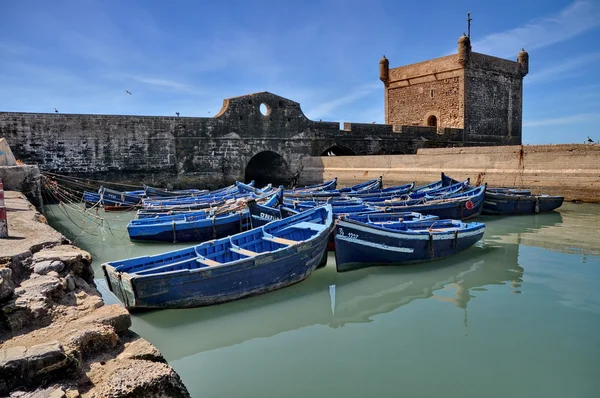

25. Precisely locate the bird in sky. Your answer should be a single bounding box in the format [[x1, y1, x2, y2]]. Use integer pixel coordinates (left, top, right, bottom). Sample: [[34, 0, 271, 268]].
[[125, 90, 132, 95], [175, 112, 180, 117], [587, 136, 594, 143], [54, 108, 58, 113]]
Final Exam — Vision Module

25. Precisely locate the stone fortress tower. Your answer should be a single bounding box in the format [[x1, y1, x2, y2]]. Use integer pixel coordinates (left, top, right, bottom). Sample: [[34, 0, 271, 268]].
[[380, 33, 528, 144]]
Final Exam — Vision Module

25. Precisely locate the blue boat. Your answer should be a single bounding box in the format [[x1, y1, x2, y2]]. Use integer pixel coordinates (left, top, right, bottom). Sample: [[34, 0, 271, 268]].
[[127, 192, 281, 243], [333, 215, 486, 272], [101, 205, 334, 309], [381, 185, 486, 220], [247, 199, 300, 228], [285, 178, 338, 193], [483, 189, 564, 215], [143, 185, 208, 197], [412, 172, 463, 193], [284, 178, 382, 199], [99, 186, 144, 206], [362, 179, 469, 204]]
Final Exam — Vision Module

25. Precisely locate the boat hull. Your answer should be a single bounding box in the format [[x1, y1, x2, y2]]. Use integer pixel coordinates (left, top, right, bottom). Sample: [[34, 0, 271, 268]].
[[127, 212, 251, 243], [333, 219, 485, 272], [482, 192, 564, 215], [103, 229, 331, 309]]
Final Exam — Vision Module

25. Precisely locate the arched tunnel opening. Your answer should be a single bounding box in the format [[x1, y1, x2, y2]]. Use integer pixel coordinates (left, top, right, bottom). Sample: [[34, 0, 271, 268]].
[[245, 151, 292, 188], [320, 145, 357, 156]]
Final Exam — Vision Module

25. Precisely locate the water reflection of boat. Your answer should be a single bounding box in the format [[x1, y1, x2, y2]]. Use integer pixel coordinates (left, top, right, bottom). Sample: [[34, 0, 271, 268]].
[[130, 243, 523, 362], [484, 208, 599, 255]]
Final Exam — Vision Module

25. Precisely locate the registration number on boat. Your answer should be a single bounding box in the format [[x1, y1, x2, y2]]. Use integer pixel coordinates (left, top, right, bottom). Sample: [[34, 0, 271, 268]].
[[338, 228, 359, 239]]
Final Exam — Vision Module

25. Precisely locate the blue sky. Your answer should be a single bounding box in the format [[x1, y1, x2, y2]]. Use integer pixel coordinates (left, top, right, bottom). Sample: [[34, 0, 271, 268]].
[[0, 0, 598, 144]]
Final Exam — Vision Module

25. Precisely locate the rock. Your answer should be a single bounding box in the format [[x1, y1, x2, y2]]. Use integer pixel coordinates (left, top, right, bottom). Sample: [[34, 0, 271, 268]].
[[9, 385, 65, 398], [32, 246, 94, 283], [90, 359, 191, 398], [64, 275, 76, 291], [63, 324, 119, 357], [78, 305, 131, 335], [1, 266, 15, 300], [49, 387, 66, 398], [33, 261, 65, 275], [0, 341, 72, 396], [3, 275, 64, 331], [65, 389, 80, 398], [117, 336, 166, 363]]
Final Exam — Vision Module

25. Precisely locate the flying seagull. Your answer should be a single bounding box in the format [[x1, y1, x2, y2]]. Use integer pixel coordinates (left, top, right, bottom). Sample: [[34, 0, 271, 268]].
[[125, 90, 132, 95], [587, 136, 594, 143], [54, 108, 58, 113]]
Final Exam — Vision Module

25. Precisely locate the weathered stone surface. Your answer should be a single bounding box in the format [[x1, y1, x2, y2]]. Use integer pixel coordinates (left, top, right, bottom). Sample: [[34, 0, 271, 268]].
[[48, 388, 66, 398], [9, 385, 68, 398], [1, 195, 190, 398], [89, 359, 191, 398], [301, 144, 600, 203], [0, 192, 64, 266], [0, 165, 42, 209], [78, 304, 131, 334], [1, 266, 15, 301], [64, 274, 76, 291], [0, 91, 514, 189], [3, 274, 64, 330], [32, 246, 93, 284], [33, 260, 65, 275], [117, 335, 165, 363], [383, 39, 525, 144], [0, 341, 72, 395], [63, 324, 120, 357]]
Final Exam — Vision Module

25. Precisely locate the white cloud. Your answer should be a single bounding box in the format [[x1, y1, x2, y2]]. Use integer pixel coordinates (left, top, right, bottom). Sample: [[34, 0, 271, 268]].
[[472, 1, 600, 57], [304, 83, 380, 120], [523, 112, 599, 127], [133, 77, 200, 94], [526, 52, 600, 84]]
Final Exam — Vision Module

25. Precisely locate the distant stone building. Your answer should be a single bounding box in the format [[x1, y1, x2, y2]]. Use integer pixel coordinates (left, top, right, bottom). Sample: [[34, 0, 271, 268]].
[[380, 34, 528, 144]]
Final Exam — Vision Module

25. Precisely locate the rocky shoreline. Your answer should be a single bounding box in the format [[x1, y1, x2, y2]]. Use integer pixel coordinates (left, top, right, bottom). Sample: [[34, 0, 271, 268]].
[[0, 191, 191, 398]]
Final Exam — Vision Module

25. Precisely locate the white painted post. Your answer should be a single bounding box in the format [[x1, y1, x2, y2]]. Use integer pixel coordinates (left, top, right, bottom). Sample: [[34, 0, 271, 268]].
[[0, 178, 7, 238]]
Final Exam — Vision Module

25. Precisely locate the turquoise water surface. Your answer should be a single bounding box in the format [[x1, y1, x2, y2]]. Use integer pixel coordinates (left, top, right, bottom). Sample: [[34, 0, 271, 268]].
[[45, 202, 600, 398]]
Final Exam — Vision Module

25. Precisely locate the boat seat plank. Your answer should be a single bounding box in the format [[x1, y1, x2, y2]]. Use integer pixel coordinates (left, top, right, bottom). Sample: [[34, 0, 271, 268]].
[[197, 257, 221, 267], [230, 247, 260, 257], [263, 236, 299, 245]]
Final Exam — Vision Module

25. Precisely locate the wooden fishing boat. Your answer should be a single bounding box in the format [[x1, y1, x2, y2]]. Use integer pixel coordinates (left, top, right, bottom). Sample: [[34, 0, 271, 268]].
[[247, 199, 299, 228], [483, 189, 564, 215], [102, 205, 334, 309], [143, 185, 208, 197], [333, 215, 485, 272], [382, 185, 486, 220], [126, 193, 280, 242], [285, 178, 337, 193], [284, 177, 383, 199], [362, 179, 469, 204], [99, 186, 144, 206]]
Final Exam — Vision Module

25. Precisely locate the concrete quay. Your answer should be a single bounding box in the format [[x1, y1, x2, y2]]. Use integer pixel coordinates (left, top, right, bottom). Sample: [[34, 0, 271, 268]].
[[299, 144, 600, 203], [0, 191, 190, 398]]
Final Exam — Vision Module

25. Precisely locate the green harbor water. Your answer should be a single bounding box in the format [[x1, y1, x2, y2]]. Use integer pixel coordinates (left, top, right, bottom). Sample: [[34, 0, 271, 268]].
[[45, 202, 600, 398]]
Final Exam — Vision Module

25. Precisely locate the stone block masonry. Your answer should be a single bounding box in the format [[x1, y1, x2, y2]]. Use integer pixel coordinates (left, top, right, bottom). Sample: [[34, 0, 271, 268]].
[[1, 92, 512, 189], [380, 34, 527, 145], [299, 144, 600, 203]]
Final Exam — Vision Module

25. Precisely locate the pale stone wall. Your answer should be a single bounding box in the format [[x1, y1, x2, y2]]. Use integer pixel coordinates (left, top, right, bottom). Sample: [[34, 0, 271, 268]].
[[299, 144, 600, 202]]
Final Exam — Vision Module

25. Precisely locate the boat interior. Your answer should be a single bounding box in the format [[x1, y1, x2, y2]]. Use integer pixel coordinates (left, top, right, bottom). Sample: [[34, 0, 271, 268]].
[[108, 206, 332, 275]]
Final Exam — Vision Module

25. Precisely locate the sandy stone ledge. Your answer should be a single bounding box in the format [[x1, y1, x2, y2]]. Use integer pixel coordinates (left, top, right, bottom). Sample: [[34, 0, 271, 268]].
[[0, 191, 190, 398]]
